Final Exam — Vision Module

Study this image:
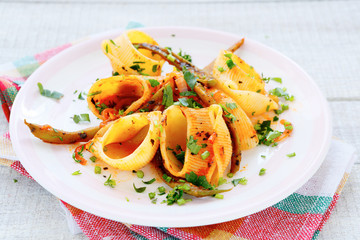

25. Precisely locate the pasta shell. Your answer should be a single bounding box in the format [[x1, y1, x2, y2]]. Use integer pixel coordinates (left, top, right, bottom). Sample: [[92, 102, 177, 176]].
[[87, 75, 163, 120], [160, 105, 232, 185], [89, 112, 162, 170], [209, 88, 259, 150], [102, 30, 164, 76], [213, 50, 265, 93], [223, 89, 278, 116]]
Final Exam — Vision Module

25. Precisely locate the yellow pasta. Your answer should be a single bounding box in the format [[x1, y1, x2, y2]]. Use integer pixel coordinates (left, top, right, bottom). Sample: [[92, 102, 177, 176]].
[[160, 105, 232, 185], [223, 89, 278, 117], [102, 30, 165, 76], [89, 112, 162, 170], [87, 75, 164, 120], [213, 50, 265, 93], [209, 88, 259, 150]]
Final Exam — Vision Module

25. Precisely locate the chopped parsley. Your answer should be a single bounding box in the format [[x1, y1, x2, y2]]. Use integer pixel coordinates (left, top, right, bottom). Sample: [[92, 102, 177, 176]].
[[179, 91, 197, 97], [95, 102, 108, 114], [214, 194, 224, 199], [113, 72, 120, 76], [220, 104, 237, 122], [142, 178, 156, 184], [88, 91, 102, 97], [262, 75, 283, 84], [148, 192, 156, 200], [224, 53, 236, 69], [187, 136, 202, 155], [178, 49, 192, 62], [254, 120, 282, 146], [152, 64, 158, 72], [162, 174, 173, 183], [232, 177, 248, 186], [226, 102, 237, 110], [175, 98, 203, 109], [136, 170, 144, 179], [104, 175, 116, 188], [94, 166, 101, 174], [217, 66, 225, 73], [37, 83, 64, 100], [13, 179, 18, 183], [183, 68, 198, 90], [269, 87, 294, 101], [72, 170, 82, 175], [162, 85, 174, 108], [185, 171, 213, 190], [72, 114, 90, 124], [275, 103, 289, 115], [148, 79, 160, 87], [78, 92, 85, 100], [133, 183, 146, 193], [227, 173, 234, 178], [287, 152, 296, 158]]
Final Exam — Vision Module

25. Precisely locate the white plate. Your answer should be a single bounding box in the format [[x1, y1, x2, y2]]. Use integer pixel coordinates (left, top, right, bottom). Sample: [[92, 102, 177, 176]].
[[9, 27, 332, 227]]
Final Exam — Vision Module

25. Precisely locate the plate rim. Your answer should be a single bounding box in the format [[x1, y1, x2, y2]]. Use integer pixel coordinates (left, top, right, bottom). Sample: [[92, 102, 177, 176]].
[[9, 26, 332, 227]]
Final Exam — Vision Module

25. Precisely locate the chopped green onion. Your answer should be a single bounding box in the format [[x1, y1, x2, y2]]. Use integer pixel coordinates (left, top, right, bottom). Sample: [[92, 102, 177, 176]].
[[88, 91, 102, 96], [187, 136, 202, 155], [94, 166, 101, 174], [148, 192, 156, 200], [259, 168, 266, 176], [201, 150, 210, 160], [90, 156, 97, 162], [136, 170, 144, 179], [227, 173, 234, 178], [217, 66, 225, 72], [72, 170, 82, 175], [287, 152, 296, 158], [214, 194, 224, 199]]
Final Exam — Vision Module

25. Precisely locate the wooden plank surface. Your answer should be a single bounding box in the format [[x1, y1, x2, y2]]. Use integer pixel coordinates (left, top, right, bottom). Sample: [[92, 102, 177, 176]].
[[0, 0, 359, 239]]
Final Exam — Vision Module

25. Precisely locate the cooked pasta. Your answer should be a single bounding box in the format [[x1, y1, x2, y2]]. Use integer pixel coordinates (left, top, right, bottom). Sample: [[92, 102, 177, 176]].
[[89, 111, 162, 170]]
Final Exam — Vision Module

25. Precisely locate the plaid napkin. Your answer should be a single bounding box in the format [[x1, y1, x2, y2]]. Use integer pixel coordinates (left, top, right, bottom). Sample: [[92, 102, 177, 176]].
[[0, 28, 357, 240]]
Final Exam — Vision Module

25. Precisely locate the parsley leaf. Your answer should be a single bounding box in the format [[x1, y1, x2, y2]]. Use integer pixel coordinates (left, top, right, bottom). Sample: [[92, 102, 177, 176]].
[[178, 49, 192, 62], [185, 171, 213, 189], [148, 79, 160, 87], [187, 136, 202, 155], [232, 177, 248, 186], [72, 114, 90, 124], [183, 69, 198, 90], [176, 98, 203, 109], [162, 85, 174, 108], [104, 175, 116, 188], [179, 91, 197, 97], [133, 183, 146, 193], [37, 83, 64, 100]]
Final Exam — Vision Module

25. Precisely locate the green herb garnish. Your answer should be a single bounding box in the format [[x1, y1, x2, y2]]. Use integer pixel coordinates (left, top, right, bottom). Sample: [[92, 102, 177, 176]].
[[104, 175, 116, 188], [162, 85, 174, 108], [37, 83, 64, 100], [185, 171, 213, 190], [136, 170, 144, 179], [72, 170, 82, 175], [259, 168, 266, 176], [201, 150, 210, 160], [148, 79, 160, 87], [72, 113, 90, 124], [94, 166, 101, 174], [287, 152, 296, 158], [142, 178, 156, 184], [187, 136, 202, 155], [232, 177, 248, 186], [133, 183, 146, 193]]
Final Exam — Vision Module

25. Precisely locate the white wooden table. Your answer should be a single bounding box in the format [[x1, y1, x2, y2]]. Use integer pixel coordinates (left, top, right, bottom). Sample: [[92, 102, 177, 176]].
[[0, 0, 359, 239]]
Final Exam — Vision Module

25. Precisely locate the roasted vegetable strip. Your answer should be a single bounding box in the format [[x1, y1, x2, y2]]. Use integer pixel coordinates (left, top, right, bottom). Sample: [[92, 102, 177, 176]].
[[136, 43, 217, 87], [24, 120, 100, 144], [152, 151, 231, 197]]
